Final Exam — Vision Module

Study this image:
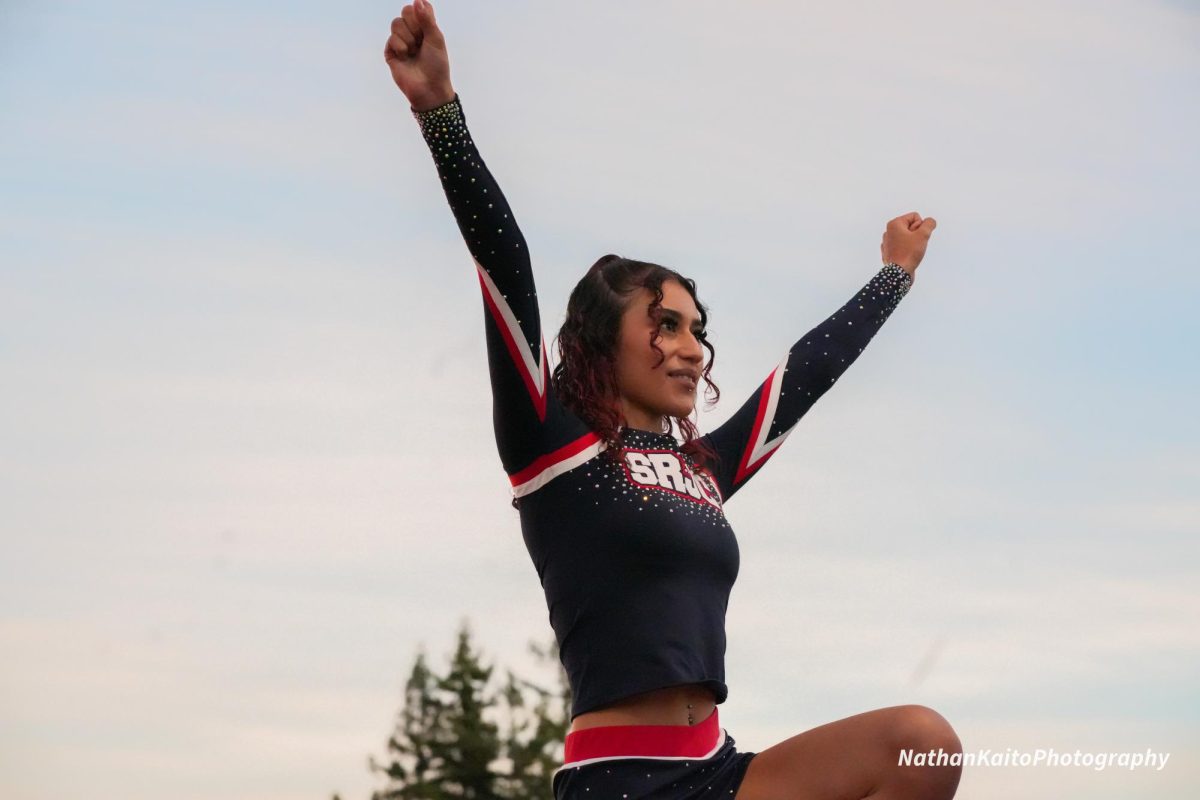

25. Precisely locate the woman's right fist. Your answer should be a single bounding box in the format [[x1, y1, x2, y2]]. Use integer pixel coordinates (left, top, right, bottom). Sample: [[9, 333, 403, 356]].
[[384, 0, 455, 111], [880, 212, 938, 277]]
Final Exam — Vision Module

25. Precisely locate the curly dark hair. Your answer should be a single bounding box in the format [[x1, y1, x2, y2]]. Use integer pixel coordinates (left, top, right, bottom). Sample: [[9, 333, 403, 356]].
[[551, 253, 722, 474]]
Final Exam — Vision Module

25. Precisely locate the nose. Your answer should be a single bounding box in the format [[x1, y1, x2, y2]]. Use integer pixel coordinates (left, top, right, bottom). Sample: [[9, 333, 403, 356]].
[[680, 330, 704, 364]]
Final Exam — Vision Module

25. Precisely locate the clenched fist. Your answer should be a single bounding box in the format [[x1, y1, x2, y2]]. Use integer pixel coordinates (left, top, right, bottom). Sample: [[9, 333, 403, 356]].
[[880, 212, 937, 278], [384, 0, 455, 112]]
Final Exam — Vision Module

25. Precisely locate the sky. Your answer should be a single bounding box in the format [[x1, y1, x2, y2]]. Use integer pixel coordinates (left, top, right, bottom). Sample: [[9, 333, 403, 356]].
[[2, 0, 1198, 798]]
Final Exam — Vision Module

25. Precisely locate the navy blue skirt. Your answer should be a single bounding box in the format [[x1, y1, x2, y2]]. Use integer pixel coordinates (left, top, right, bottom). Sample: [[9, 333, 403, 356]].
[[552, 707, 757, 799]]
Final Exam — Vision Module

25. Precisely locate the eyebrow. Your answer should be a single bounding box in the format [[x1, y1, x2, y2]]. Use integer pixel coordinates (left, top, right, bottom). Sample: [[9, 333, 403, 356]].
[[658, 306, 705, 332]]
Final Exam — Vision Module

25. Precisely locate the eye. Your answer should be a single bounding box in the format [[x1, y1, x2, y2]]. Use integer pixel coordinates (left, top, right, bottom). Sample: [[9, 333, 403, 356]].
[[659, 317, 678, 332]]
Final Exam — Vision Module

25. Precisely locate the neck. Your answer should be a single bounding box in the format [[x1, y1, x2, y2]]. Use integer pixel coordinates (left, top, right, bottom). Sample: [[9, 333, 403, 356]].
[[622, 422, 670, 436], [619, 403, 667, 435]]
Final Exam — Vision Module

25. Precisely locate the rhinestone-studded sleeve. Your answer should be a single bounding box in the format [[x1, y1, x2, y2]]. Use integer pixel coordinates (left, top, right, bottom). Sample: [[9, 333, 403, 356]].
[[699, 262, 914, 503], [412, 94, 581, 479]]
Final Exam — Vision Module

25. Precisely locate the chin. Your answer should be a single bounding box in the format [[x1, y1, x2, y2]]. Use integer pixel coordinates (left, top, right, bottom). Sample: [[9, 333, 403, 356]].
[[667, 401, 696, 419]]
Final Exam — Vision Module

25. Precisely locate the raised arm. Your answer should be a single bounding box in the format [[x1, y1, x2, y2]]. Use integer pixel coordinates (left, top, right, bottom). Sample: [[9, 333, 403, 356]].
[[700, 214, 937, 503], [411, 95, 563, 469], [386, 1, 592, 491]]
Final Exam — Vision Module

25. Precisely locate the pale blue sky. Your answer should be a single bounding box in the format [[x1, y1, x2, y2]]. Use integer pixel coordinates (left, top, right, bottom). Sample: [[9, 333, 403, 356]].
[[2, 1, 1198, 799]]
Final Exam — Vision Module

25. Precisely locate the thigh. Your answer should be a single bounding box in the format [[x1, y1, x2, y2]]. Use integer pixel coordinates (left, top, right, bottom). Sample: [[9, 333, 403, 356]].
[[733, 704, 957, 800]]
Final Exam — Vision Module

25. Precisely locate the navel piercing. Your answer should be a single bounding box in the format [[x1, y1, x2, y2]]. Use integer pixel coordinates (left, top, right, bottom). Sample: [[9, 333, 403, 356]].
[[687, 703, 694, 726]]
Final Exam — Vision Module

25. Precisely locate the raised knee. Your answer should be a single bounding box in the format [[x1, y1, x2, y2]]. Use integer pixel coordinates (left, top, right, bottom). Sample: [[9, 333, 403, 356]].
[[886, 705, 963, 798], [892, 704, 962, 756]]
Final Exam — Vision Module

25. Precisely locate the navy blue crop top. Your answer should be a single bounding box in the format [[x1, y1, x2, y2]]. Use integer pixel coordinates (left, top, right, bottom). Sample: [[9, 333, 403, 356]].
[[411, 94, 913, 721]]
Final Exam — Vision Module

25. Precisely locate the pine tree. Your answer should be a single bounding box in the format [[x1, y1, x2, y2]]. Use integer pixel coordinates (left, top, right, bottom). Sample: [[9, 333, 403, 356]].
[[364, 620, 572, 800], [493, 638, 571, 799], [368, 646, 450, 800], [432, 619, 504, 800]]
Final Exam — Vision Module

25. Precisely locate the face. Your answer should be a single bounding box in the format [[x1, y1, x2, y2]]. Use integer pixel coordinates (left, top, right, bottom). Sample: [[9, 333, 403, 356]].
[[614, 278, 706, 433]]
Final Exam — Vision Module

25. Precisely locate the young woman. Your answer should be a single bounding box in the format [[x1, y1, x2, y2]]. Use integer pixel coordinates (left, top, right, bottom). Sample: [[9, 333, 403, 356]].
[[384, 2, 962, 799]]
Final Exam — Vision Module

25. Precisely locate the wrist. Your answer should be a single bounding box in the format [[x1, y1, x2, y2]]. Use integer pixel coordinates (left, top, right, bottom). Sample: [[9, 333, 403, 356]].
[[882, 261, 916, 293], [410, 85, 457, 113]]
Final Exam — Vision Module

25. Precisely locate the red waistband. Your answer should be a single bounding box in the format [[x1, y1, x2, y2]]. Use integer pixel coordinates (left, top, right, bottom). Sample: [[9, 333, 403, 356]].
[[562, 706, 721, 765]]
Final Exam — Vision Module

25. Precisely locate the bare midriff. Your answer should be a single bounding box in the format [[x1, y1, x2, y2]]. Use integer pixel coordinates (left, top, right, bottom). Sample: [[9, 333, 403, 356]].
[[567, 683, 719, 733]]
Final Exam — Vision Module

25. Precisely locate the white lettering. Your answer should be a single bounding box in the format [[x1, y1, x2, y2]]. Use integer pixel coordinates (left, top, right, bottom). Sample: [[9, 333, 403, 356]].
[[897, 747, 1173, 771], [622, 450, 723, 510], [625, 452, 657, 485], [646, 453, 684, 492]]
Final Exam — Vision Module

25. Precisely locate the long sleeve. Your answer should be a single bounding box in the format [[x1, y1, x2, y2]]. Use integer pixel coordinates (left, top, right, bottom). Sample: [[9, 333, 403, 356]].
[[699, 262, 913, 503], [412, 94, 594, 495]]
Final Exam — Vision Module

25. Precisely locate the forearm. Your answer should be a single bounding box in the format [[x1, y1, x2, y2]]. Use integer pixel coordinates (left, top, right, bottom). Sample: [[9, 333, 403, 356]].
[[787, 262, 913, 393], [412, 93, 534, 282]]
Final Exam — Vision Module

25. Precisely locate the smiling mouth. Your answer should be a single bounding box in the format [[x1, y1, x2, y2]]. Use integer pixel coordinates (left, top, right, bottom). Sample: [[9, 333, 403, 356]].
[[670, 374, 697, 390]]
